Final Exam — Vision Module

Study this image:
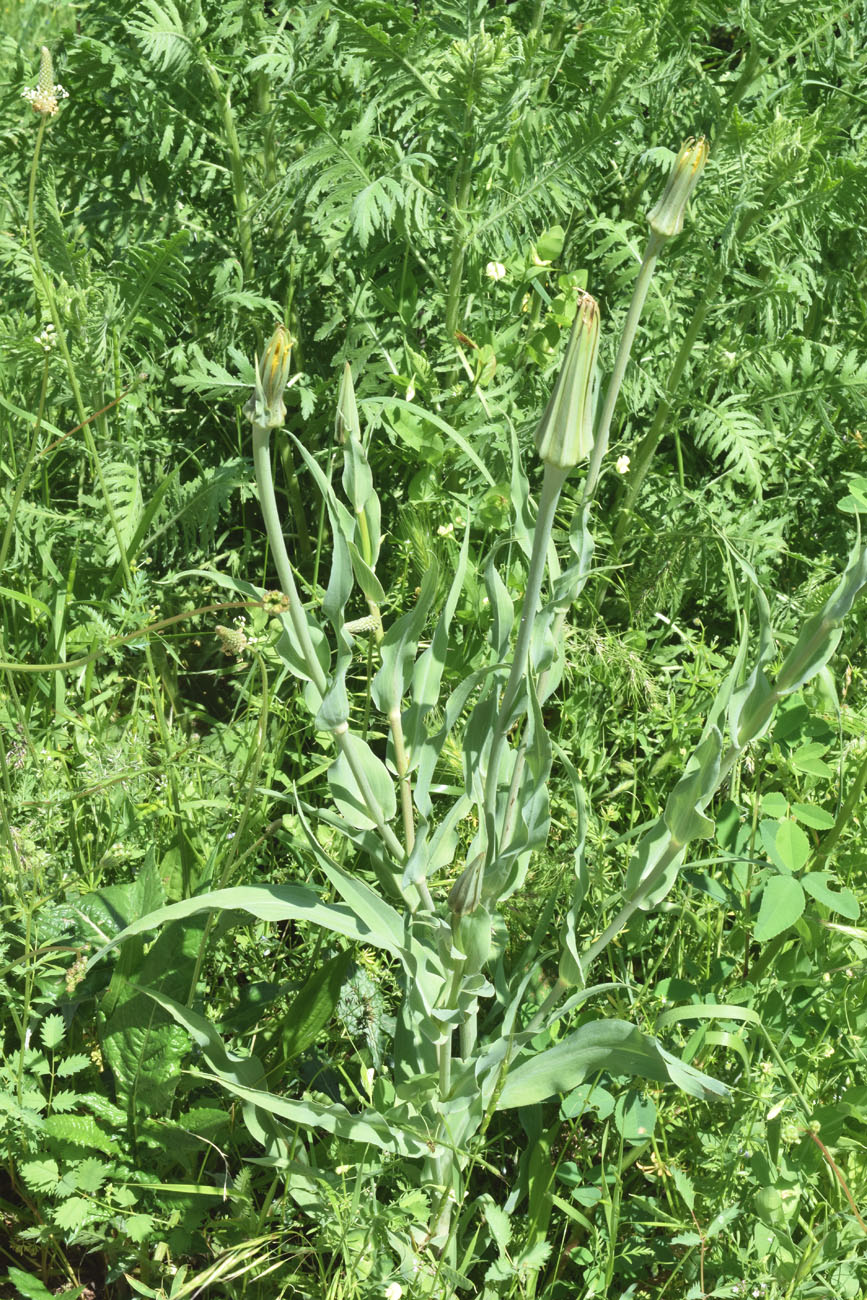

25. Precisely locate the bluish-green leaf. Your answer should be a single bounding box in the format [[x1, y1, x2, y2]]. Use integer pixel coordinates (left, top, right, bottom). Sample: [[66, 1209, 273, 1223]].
[[498, 1019, 726, 1108], [327, 732, 396, 831]]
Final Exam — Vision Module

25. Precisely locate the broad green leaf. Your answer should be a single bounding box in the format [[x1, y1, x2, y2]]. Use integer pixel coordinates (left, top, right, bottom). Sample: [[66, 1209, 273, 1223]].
[[347, 540, 386, 604], [42, 1114, 118, 1154], [802, 872, 860, 919], [615, 1090, 656, 1143], [791, 802, 835, 830], [20, 1159, 59, 1193], [625, 817, 685, 910], [728, 575, 775, 746], [405, 522, 470, 778], [327, 732, 396, 831], [484, 554, 514, 661], [790, 743, 833, 778], [754, 875, 806, 941], [101, 918, 204, 1114], [292, 800, 403, 955], [125, 1213, 156, 1244], [663, 726, 722, 844], [760, 819, 810, 874], [498, 1019, 726, 1109], [72, 1158, 108, 1194], [262, 950, 353, 1071], [53, 1196, 91, 1231], [191, 1069, 441, 1158]]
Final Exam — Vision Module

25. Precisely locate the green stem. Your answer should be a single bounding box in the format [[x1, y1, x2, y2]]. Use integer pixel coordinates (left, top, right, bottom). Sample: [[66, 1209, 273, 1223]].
[[202, 58, 254, 284], [583, 230, 665, 503], [499, 238, 664, 849], [0, 357, 50, 573], [484, 462, 569, 845]]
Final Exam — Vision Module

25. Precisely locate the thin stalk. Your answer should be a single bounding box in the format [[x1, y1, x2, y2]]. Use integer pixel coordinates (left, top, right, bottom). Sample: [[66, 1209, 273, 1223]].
[[500, 237, 664, 848], [598, 203, 763, 607], [202, 58, 254, 284], [0, 357, 50, 572], [484, 462, 569, 842], [583, 230, 666, 503]]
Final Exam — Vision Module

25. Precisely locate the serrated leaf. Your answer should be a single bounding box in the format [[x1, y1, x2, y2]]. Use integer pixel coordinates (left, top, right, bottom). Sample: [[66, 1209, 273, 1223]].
[[125, 1213, 156, 1243], [57, 1053, 91, 1078], [72, 1158, 108, 1195], [20, 1159, 60, 1193], [52, 1196, 92, 1232], [40, 1013, 66, 1050], [43, 1114, 118, 1154]]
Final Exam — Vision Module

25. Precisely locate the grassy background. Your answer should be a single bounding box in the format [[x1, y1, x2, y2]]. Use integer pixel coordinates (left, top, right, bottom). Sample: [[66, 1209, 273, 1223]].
[[1, 1, 866, 1296]]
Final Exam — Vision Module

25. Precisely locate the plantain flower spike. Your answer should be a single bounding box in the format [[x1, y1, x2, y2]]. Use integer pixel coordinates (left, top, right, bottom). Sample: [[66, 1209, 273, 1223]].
[[534, 292, 600, 470], [647, 137, 709, 240], [21, 46, 69, 117], [245, 323, 294, 429]]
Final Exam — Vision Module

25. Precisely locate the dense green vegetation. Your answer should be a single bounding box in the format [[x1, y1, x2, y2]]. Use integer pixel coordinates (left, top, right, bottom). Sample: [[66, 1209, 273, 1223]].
[[1, 2, 867, 1297]]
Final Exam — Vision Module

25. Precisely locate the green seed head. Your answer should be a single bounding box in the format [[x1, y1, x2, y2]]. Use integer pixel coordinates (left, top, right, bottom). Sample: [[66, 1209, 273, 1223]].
[[647, 137, 709, 240], [534, 292, 600, 470], [245, 323, 294, 428]]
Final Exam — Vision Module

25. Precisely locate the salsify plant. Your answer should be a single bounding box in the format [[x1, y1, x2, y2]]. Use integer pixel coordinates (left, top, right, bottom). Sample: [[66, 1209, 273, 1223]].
[[89, 140, 867, 1284]]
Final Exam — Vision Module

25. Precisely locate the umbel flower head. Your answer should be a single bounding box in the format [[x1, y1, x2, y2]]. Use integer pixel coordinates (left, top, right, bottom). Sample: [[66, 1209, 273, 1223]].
[[244, 323, 294, 429], [21, 47, 69, 117], [534, 292, 600, 470], [647, 137, 709, 239]]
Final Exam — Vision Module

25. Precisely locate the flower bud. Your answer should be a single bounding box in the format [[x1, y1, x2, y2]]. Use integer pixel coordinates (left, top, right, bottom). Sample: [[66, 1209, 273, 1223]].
[[448, 852, 485, 917], [335, 361, 360, 445], [647, 138, 709, 240], [244, 323, 293, 428], [534, 292, 599, 470]]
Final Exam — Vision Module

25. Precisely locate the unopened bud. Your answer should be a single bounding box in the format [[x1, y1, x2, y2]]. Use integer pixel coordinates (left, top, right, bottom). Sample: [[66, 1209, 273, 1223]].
[[534, 292, 599, 470], [244, 323, 293, 428], [647, 138, 709, 240], [448, 852, 485, 917], [335, 361, 360, 445]]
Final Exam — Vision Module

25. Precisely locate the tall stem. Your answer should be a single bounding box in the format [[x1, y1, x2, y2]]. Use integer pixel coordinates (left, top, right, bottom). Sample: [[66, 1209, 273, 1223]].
[[584, 231, 665, 503], [484, 462, 569, 850], [499, 237, 664, 847], [203, 59, 254, 285]]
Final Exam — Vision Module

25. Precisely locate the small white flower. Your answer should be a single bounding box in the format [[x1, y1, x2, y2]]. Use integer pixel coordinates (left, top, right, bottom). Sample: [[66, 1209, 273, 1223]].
[[616, 454, 630, 474], [486, 261, 506, 281], [22, 48, 69, 118], [385, 1285, 403, 1300], [437, 522, 454, 538]]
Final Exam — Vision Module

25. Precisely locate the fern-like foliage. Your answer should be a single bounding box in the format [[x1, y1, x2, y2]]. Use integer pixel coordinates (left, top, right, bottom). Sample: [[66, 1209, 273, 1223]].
[[692, 395, 774, 498]]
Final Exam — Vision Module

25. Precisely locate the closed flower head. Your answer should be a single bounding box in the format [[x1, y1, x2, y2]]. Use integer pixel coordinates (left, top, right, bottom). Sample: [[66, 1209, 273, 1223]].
[[647, 137, 708, 240], [245, 323, 294, 428], [535, 292, 600, 470]]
